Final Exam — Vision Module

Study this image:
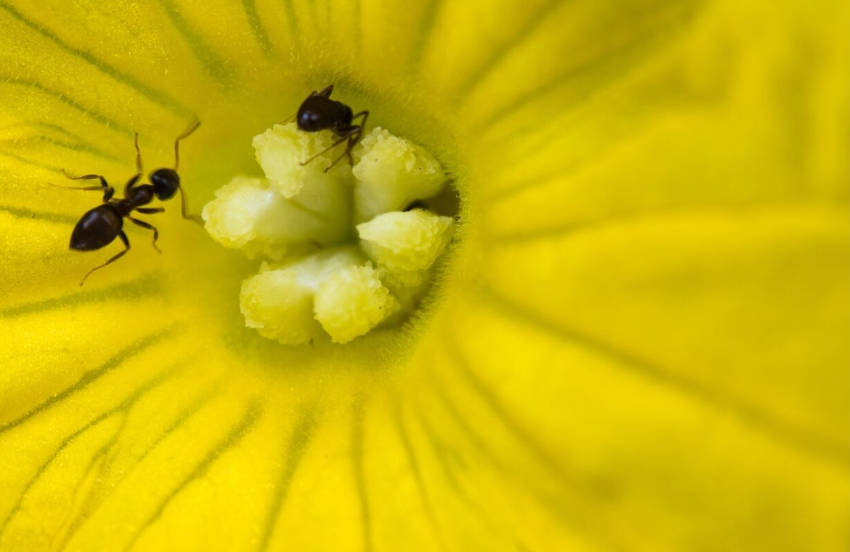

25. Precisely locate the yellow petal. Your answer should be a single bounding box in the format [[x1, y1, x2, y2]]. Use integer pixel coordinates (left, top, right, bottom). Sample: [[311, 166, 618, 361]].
[[0, 0, 848, 550]]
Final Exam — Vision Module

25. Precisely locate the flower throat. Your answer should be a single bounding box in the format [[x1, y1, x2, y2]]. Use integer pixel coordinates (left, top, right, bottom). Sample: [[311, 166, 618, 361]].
[[202, 86, 459, 345]]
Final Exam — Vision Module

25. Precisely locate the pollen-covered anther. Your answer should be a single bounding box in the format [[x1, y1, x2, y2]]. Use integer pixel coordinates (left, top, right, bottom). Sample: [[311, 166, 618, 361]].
[[352, 127, 446, 222], [253, 123, 352, 197], [314, 263, 398, 343], [201, 176, 348, 259], [240, 268, 321, 344], [357, 209, 454, 287], [203, 122, 456, 345]]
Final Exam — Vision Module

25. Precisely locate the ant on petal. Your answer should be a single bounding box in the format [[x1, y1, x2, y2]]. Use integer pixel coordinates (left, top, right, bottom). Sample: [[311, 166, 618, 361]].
[[294, 85, 368, 172], [57, 121, 202, 285]]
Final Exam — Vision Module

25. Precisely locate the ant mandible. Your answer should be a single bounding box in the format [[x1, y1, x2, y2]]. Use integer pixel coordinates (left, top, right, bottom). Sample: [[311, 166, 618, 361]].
[[294, 85, 368, 172], [58, 121, 202, 286]]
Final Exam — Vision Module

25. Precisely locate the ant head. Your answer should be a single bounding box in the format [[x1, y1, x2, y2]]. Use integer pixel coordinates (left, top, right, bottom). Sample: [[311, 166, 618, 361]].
[[297, 105, 323, 131], [150, 168, 180, 200]]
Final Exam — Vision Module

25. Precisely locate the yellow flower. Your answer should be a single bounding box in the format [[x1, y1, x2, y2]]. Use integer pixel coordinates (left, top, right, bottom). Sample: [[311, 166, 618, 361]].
[[0, 0, 848, 550]]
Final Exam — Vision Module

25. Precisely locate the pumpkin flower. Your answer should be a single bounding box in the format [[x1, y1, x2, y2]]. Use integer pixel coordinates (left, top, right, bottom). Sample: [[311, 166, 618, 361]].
[[0, 0, 848, 550]]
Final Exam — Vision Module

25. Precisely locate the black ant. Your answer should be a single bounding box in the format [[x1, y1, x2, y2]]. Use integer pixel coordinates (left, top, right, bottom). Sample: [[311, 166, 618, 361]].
[[294, 85, 368, 172], [57, 121, 202, 286]]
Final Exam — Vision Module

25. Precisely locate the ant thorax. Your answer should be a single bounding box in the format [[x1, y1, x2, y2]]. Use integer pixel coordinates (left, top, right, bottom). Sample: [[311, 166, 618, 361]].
[[125, 185, 155, 207]]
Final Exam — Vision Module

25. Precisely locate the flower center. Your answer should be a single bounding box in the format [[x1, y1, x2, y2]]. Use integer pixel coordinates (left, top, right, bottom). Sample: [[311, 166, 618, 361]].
[[201, 122, 458, 344]]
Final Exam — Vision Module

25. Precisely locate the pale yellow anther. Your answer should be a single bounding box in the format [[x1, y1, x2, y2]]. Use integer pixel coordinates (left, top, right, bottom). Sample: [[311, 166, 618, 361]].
[[253, 123, 352, 235], [379, 273, 433, 326], [269, 246, 365, 291], [352, 127, 446, 222], [253, 123, 351, 198], [314, 264, 398, 343], [240, 270, 321, 345], [357, 209, 454, 286], [201, 176, 348, 260], [241, 247, 371, 345]]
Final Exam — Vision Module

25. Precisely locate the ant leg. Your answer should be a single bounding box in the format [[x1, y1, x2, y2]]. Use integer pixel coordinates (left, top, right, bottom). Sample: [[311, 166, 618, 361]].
[[278, 111, 297, 124], [300, 135, 348, 167], [134, 132, 143, 173], [79, 231, 130, 286], [49, 182, 107, 192], [324, 152, 346, 172], [178, 186, 203, 225], [124, 132, 144, 195], [61, 171, 114, 201], [135, 207, 164, 214], [316, 85, 334, 98], [62, 170, 108, 185], [173, 119, 201, 170], [128, 216, 161, 253], [322, 112, 368, 172], [346, 137, 357, 166], [349, 111, 369, 160], [324, 139, 352, 172], [124, 173, 141, 196], [351, 110, 369, 128], [348, 110, 369, 165], [324, 128, 362, 173]]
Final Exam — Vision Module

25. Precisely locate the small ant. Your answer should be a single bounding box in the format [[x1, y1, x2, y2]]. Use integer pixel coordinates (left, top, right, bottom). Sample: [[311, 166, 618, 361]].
[[57, 121, 202, 286], [294, 85, 368, 172]]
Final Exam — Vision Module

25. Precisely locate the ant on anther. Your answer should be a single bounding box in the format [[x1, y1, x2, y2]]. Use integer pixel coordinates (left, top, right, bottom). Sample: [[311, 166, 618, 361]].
[[294, 85, 368, 172], [57, 121, 202, 286]]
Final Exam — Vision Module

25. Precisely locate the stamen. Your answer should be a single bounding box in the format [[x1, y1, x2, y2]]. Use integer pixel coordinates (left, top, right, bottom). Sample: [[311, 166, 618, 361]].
[[203, 124, 456, 345], [352, 127, 446, 222]]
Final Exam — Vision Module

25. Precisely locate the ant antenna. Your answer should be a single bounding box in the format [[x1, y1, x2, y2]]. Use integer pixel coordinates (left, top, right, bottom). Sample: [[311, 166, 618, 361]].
[[48, 181, 102, 191], [133, 133, 143, 173], [173, 119, 201, 170], [179, 187, 203, 224]]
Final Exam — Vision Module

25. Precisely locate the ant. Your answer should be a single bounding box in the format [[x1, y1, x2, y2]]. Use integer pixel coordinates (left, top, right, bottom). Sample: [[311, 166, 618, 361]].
[[294, 85, 368, 172], [57, 121, 202, 286]]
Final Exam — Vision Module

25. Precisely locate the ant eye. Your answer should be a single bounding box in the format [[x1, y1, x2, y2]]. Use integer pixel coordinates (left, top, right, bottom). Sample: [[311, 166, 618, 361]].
[[297, 110, 320, 130]]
